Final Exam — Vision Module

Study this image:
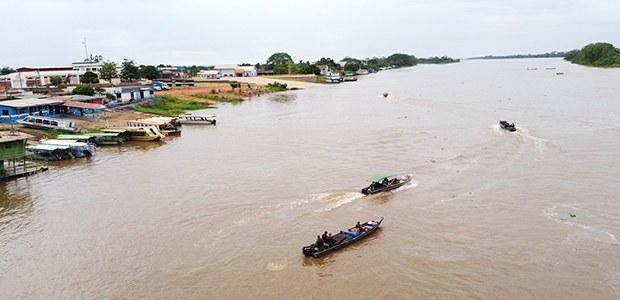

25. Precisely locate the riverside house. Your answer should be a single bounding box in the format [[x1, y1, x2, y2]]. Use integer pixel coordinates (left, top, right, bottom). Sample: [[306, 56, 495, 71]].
[[0, 131, 48, 181]]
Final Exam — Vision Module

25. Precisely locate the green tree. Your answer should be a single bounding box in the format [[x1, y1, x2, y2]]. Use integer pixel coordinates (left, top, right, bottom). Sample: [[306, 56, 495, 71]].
[[187, 65, 200, 77], [1, 67, 15, 75], [80, 71, 99, 84], [71, 85, 95, 96], [344, 58, 362, 72], [386, 53, 417, 68], [121, 59, 140, 81], [564, 42, 620, 67], [139, 65, 159, 80], [49, 76, 63, 86], [99, 61, 118, 84], [315, 57, 341, 73], [266, 52, 293, 71]]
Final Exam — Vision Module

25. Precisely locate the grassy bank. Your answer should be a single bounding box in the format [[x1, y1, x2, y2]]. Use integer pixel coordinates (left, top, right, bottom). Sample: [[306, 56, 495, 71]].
[[191, 93, 244, 103], [134, 95, 216, 115]]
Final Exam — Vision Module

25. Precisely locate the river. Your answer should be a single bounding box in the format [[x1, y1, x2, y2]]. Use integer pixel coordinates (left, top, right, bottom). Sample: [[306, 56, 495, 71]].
[[1, 58, 619, 299]]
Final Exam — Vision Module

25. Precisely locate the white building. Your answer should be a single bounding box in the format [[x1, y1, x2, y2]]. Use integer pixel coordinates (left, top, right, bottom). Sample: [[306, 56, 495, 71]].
[[197, 70, 220, 79], [213, 65, 257, 77], [239, 66, 257, 77], [0, 66, 83, 89], [213, 64, 237, 77]]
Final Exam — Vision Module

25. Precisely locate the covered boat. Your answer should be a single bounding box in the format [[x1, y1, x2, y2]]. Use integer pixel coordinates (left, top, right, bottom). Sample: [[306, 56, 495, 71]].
[[26, 144, 73, 161], [102, 127, 164, 142], [302, 217, 383, 258], [361, 174, 412, 195], [39, 139, 95, 158], [499, 120, 516, 132], [177, 114, 216, 125], [17, 115, 81, 133]]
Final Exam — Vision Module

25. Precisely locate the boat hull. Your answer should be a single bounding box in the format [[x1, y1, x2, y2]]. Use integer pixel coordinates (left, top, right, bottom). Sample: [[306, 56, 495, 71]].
[[302, 217, 383, 258], [361, 174, 412, 195]]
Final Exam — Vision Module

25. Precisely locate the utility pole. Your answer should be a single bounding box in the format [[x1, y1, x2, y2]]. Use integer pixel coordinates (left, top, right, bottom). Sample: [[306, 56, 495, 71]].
[[82, 37, 90, 86]]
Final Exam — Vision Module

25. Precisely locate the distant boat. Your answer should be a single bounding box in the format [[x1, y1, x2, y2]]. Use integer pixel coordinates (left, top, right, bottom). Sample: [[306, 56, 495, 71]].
[[177, 114, 216, 125], [17, 115, 81, 133], [546, 67, 556, 70], [342, 74, 358, 82], [556, 72, 564, 75], [325, 72, 341, 83], [499, 120, 516, 132], [383, 92, 389, 98]]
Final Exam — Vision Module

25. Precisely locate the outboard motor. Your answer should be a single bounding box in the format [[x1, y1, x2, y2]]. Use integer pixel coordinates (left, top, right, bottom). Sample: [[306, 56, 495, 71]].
[[302, 245, 316, 256]]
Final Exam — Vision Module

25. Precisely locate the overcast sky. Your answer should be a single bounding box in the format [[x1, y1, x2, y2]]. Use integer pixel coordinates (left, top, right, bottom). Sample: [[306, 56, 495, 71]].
[[3, 0, 619, 67]]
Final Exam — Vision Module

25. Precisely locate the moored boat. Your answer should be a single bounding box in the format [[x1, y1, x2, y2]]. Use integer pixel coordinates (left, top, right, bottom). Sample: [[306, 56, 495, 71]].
[[499, 120, 516, 132], [361, 174, 412, 195], [302, 217, 384, 258], [84, 132, 126, 145], [17, 115, 82, 133], [39, 139, 95, 158], [127, 117, 181, 136], [102, 126, 164, 142], [177, 114, 216, 125], [26, 144, 73, 161]]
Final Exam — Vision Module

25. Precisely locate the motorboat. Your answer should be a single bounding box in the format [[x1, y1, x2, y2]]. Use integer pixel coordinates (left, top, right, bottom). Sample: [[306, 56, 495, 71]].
[[499, 120, 516, 132], [361, 174, 412, 195], [302, 217, 383, 258]]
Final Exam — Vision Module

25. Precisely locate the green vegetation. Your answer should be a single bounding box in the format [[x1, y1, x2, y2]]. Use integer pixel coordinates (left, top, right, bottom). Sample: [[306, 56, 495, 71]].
[[265, 82, 288, 91], [49, 76, 63, 85], [191, 94, 244, 104], [80, 71, 99, 84], [470, 51, 566, 60], [134, 95, 216, 115], [43, 129, 62, 137], [564, 42, 620, 67], [99, 61, 118, 83], [85, 128, 102, 133], [71, 85, 95, 96], [418, 56, 460, 64], [120, 59, 140, 81], [0, 67, 15, 75], [139, 65, 159, 80]]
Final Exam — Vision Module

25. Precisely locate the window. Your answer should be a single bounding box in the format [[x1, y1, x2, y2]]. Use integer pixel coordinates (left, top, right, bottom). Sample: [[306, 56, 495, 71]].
[[2, 110, 8, 116]]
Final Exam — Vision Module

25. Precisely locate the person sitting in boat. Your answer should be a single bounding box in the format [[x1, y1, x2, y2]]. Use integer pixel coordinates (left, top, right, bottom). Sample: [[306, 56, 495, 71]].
[[322, 231, 335, 247], [391, 178, 400, 185], [355, 221, 364, 232], [381, 178, 389, 187], [315, 235, 325, 251]]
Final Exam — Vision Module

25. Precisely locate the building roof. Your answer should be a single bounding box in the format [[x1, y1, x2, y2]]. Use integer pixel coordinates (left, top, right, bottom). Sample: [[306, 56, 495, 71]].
[[0, 131, 32, 143], [214, 64, 238, 70], [198, 70, 219, 75], [0, 98, 64, 108], [63, 101, 105, 110]]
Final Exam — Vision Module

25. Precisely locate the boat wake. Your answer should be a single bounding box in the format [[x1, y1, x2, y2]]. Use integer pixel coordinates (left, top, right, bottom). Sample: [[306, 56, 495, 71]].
[[266, 260, 288, 272], [315, 192, 365, 212], [492, 124, 551, 152], [542, 204, 619, 245]]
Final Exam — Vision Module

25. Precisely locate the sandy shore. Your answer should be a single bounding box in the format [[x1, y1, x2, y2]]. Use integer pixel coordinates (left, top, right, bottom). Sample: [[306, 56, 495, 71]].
[[210, 76, 319, 89]]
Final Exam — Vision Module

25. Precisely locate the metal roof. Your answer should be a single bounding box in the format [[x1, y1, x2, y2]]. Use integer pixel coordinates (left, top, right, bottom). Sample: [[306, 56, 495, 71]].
[[0, 98, 64, 108]]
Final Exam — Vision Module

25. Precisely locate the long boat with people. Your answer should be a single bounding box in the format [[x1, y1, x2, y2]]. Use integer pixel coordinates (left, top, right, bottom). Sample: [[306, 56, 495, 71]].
[[102, 126, 165, 142], [177, 114, 217, 125], [17, 115, 82, 133], [302, 217, 384, 258], [361, 174, 413, 195]]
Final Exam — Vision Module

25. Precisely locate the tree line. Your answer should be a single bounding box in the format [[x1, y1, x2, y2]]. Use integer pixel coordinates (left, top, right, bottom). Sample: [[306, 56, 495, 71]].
[[564, 42, 620, 67]]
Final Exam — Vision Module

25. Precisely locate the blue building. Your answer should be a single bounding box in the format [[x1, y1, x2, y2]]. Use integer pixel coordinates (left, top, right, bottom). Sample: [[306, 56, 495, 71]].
[[0, 98, 65, 123]]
